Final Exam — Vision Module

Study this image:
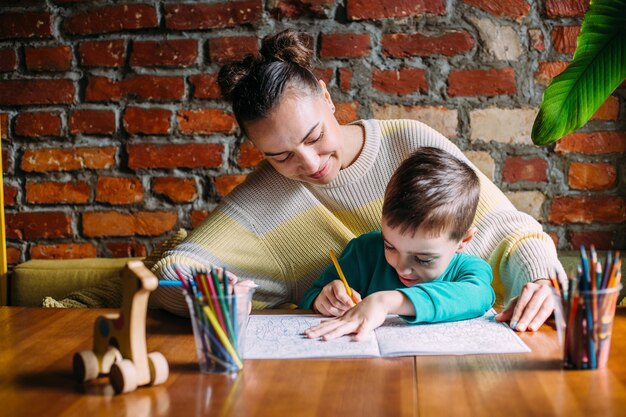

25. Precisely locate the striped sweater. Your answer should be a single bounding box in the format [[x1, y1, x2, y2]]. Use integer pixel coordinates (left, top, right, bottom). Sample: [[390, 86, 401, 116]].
[[152, 119, 565, 316]]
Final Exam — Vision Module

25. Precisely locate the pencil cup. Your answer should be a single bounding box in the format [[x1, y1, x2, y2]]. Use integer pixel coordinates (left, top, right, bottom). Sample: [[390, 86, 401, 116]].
[[184, 288, 255, 374], [562, 284, 622, 370]]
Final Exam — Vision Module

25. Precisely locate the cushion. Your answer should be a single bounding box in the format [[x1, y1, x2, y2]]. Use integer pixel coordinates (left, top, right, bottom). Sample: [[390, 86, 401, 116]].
[[38, 228, 188, 308], [12, 257, 138, 307]]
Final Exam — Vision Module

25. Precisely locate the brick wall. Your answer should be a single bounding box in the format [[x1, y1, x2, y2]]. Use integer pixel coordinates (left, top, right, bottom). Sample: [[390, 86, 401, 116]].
[[0, 0, 624, 265]]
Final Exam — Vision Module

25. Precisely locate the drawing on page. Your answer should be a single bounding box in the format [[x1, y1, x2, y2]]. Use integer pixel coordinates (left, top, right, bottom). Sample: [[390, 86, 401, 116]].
[[376, 313, 529, 355], [244, 315, 380, 359]]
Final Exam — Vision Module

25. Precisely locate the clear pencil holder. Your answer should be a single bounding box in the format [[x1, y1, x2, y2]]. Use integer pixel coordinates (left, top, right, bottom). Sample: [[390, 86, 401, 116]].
[[555, 284, 623, 370], [184, 288, 255, 374]]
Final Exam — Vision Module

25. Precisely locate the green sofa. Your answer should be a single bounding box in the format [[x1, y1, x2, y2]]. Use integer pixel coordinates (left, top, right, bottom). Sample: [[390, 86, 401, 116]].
[[9, 251, 624, 308]]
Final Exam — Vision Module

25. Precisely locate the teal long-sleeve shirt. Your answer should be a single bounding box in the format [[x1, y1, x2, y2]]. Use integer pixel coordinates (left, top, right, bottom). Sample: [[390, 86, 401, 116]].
[[299, 231, 495, 324]]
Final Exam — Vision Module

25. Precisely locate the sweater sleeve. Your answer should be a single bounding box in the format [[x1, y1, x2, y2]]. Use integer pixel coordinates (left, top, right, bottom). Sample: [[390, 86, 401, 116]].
[[397, 255, 495, 324], [151, 200, 286, 317]]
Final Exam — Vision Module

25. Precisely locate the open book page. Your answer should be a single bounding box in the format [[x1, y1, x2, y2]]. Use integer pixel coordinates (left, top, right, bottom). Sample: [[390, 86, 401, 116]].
[[243, 310, 530, 359], [375, 310, 530, 356], [243, 315, 381, 359]]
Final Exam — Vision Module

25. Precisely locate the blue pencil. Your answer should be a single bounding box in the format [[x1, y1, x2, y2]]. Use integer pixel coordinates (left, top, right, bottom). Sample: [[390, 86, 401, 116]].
[[159, 280, 183, 287]]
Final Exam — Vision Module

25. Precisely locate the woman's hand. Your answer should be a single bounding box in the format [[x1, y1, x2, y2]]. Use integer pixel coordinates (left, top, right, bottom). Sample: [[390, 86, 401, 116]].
[[313, 280, 362, 317], [306, 293, 388, 341], [495, 279, 555, 332]]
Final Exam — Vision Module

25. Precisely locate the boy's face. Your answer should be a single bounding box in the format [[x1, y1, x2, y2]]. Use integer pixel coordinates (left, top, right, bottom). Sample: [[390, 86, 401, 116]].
[[381, 219, 473, 287]]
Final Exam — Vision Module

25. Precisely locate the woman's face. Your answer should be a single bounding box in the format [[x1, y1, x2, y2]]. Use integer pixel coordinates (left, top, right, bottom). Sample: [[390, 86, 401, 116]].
[[244, 83, 344, 185]]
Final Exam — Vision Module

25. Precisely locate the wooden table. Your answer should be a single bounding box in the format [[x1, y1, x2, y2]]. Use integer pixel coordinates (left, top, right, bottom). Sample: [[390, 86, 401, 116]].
[[1, 307, 625, 417]]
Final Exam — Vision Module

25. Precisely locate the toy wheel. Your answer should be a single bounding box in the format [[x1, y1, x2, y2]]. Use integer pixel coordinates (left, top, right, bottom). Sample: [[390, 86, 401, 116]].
[[73, 350, 99, 382], [100, 347, 122, 374], [110, 359, 138, 394], [148, 352, 169, 386]]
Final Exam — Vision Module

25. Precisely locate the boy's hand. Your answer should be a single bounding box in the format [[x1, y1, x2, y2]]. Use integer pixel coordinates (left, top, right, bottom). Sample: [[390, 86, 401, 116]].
[[313, 280, 362, 317], [306, 293, 387, 341]]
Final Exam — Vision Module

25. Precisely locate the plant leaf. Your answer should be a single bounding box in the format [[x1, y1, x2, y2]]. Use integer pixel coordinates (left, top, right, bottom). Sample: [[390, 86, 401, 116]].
[[531, 0, 626, 145]]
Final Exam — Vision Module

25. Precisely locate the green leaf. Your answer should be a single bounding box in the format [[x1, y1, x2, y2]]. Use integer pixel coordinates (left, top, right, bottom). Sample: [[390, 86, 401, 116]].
[[531, 0, 626, 145]]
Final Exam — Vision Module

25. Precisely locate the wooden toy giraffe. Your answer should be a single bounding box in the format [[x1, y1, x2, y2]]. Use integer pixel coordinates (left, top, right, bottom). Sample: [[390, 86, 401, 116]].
[[73, 260, 169, 394]]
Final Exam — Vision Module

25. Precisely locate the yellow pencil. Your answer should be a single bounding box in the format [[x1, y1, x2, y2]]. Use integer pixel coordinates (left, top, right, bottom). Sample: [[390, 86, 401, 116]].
[[329, 249, 359, 304], [203, 306, 243, 369]]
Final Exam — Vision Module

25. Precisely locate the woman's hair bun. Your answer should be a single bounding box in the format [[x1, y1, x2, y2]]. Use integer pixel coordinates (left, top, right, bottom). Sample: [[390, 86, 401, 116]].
[[217, 55, 256, 100], [260, 29, 314, 71]]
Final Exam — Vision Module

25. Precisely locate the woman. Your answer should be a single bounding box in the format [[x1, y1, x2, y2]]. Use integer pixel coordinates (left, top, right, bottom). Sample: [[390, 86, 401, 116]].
[[152, 29, 564, 332]]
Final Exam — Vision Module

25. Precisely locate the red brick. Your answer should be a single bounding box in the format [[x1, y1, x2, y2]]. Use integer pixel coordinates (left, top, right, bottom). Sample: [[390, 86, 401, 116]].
[[135, 211, 179, 236], [96, 176, 144, 204], [131, 39, 198, 67], [320, 33, 371, 58], [548, 232, 559, 248], [25, 46, 72, 71], [590, 96, 619, 121], [528, 29, 545, 52], [463, 0, 530, 20], [238, 141, 264, 168], [552, 26, 580, 54], [4, 184, 17, 206], [21, 147, 116, 172], [555, 132, 626, 154], [546, 0, 589, 17], [127, 143, 223, 169], [191, 210, 209, 228], [208, 36, 258, 64], [7, 246, 21, 265], [1, 113, 8, 139], [568, 231, 613, 251], [164, 1, 262, 30], [214, 175, 247, 197], [568, 162, 616, 190], [106, 241, 147, 258], [313, 68, 334, 85], [14, 111, 62, 137], [335, 101, 359, 124], [382, 31, 475, 58], [190, 74, 222, 99], [534, 61, 569, 86], [63, 4, 158, 35], [123, 107, 171, 134], [448, 68, 516, 97], [177, 109, 236, 134], [549, 196, 626, 224], [339, 67, 352, 91], [502, 157, 547, 183], [83, 210, 177, 237], [2, 146, 9, 174], [85, 75, 184, 102], [123, 75, 185, 102], [0, 48, 17, 72], [347, 0, 445, 19], [6, 211, 72, 239], [26, 180, 90, 204], [30, 243, 97, 260], [0, 79, 75, 105], [79, 40, 125, 68], [0, 12, 52, 39], [269, 0, 334, 18], [69, 109, 116, 135], [83, 211, 134, 237], [153, 177, 197, 203], [372, 68, 428, 94]]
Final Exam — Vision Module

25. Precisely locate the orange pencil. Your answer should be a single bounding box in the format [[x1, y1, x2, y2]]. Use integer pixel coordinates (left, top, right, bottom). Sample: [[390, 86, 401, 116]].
[[329, 249, 359, 304]]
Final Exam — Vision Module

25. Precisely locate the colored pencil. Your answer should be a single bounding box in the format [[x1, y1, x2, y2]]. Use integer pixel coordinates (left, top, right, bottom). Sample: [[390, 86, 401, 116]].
[[329, 249, 359, 304]]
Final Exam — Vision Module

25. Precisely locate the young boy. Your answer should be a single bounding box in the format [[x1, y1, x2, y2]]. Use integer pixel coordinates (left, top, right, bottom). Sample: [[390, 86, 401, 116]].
[[300, 147, 495, 341]]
